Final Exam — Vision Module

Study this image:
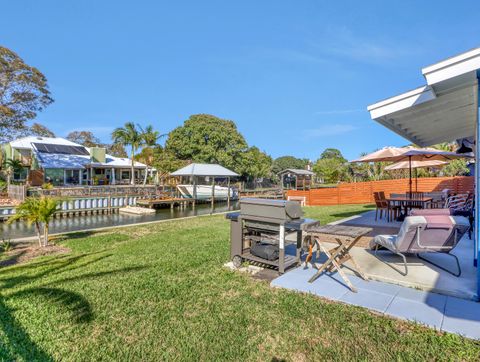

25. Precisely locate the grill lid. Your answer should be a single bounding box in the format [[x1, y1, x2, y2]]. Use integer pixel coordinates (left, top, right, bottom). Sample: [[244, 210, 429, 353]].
[[240, 198, 303, 220]]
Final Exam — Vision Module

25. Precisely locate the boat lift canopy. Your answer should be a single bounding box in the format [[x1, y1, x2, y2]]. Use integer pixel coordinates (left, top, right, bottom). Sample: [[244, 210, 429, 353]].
[[170, 163, 239, 177]]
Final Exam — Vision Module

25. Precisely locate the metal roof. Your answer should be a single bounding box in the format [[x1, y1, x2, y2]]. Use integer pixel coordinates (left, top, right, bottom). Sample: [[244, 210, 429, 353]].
[[10, 136, 83, 149], [278, 168, 315, 176], [34, 152, 147, 169], [367, 48, 480, 147], [170, 163, 239, 177], [36, 153, 91, 169]]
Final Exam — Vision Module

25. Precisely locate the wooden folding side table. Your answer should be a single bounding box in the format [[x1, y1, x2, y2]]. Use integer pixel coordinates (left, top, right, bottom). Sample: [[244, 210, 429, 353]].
[[304, 225, 372, 292]]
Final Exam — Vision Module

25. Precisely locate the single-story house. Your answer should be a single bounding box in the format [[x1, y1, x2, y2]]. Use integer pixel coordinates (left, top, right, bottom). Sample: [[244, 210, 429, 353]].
[[2, 136, 151, 186]]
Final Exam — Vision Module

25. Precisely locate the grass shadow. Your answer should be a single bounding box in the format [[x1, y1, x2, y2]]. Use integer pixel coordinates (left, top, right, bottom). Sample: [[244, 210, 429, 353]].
[[0, 250, 28, 268], [330, 210, 372, 219], [13, 287, 94, 324], [0, 297, 53, 361]]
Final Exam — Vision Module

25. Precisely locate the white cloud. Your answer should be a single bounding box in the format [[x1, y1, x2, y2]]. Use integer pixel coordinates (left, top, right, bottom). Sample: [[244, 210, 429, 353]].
[[309, 27, 423, 65], [303, 124, 357, 138]]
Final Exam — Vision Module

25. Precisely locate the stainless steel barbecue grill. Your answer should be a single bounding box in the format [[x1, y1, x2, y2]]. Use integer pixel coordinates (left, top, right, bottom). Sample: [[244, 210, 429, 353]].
[[226, 198, 319, 273]]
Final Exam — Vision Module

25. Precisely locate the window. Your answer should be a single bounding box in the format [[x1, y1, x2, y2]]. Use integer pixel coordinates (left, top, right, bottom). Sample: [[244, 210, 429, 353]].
[[121, 170, 130, 179], [45, 169, 64, 186], [65, 169, 80, 185], [13, 167, 28, 181]]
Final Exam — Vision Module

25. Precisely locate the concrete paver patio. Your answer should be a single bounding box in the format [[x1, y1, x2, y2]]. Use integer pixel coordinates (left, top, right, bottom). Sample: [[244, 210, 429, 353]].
[[276, 210, 480, 340], [272, 265, 480, 340]]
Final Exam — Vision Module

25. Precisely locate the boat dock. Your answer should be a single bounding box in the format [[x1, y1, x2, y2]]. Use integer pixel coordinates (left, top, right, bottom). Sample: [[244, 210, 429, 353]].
[[136, 197, 196, 209]]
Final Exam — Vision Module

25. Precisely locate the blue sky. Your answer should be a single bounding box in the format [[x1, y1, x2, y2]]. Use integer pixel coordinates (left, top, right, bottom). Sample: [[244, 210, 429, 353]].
[[2, 1, 479, 161]]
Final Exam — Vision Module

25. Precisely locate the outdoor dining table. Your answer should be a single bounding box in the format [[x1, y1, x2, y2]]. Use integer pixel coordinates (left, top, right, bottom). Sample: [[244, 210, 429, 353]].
[[303, 225, 372, 292], [386, 195, 433, 221]]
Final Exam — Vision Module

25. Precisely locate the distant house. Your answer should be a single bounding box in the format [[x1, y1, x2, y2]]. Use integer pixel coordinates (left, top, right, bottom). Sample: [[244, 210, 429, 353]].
[[2, 136, 150, 186], [278, 168, 316, 190]]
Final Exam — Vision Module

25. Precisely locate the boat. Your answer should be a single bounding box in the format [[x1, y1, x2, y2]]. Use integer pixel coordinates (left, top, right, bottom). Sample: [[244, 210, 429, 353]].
[[177, 184, 238, 200]]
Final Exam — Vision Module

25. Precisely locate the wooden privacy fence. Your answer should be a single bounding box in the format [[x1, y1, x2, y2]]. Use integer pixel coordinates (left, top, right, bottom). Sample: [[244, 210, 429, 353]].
[[7, 184, 26, 202], [287, 176, 475, 206]]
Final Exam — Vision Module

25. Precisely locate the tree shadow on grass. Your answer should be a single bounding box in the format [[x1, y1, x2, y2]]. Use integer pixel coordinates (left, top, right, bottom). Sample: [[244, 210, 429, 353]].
[[330, 209, 373, 219], [0, 250, 28, 268], [0, 286, 94, 360], [0, 252, 114, 290], [52, 231, 97, 241], [0, 248, 148, 360]]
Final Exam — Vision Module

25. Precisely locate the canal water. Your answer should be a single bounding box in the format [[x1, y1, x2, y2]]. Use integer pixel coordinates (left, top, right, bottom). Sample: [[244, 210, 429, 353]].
[[1, 202, 239, 240]]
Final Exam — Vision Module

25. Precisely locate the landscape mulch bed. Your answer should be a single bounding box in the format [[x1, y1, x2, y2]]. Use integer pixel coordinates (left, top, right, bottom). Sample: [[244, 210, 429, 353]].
[[0, 243, 71, 267]]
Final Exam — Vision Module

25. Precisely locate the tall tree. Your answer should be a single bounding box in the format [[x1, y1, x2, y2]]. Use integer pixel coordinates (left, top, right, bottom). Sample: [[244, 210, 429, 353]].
[[106, 143, 128, 158], [139, 125, 163, 185], [313, 148, 348, 183], [152, 147, 188, 174], [29, 123, 56, 138], [165, 114, 248, 173], [237, 147, 273, 179], [0, 46, 53, 142], [272, 156, 309, 174], [111, 122, 145, 185], [66, 131, 102, 147]]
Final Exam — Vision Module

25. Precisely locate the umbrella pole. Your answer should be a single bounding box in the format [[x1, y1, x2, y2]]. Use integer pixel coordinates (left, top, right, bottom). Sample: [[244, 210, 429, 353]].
[[415, 168, 418, 192], [409, 156, 412, 194]]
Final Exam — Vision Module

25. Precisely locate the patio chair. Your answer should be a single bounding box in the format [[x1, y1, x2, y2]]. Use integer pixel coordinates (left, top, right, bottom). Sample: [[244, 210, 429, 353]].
[[406, 191, 425, 210], [444, 193, 469, 212], [373, 192, 389, 221], [426, 192, 445, 209], [370, 209, 470, 277], [450, 194, 474, 239]]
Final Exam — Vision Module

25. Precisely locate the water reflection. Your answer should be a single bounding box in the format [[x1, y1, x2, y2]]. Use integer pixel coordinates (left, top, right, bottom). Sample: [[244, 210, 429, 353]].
[[1, 202, 239, 240]]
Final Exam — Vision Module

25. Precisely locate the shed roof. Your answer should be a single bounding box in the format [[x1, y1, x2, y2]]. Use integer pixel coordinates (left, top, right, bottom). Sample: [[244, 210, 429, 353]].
[[278, 168, 315, 176], [170, 163, 238, 177]]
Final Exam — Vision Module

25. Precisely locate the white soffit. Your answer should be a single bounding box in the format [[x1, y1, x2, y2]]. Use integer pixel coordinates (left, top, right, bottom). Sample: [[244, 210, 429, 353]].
[[367, 85, 436, 120], [422, 47, 480, 85], [368, 48, 480, 147]]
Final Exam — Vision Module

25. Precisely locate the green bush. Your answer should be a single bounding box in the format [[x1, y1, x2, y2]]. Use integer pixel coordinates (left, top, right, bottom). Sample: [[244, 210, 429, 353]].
[[41, 182, 54, 190]]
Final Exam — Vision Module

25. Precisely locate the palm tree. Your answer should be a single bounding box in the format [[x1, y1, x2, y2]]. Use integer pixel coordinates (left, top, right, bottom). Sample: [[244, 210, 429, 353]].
[[140, 125, 164, 185], [7, 196, 60, 247], [7, 197, 43, 246], [38, 196, 60, 246], [3, 159, 24, 186], [111, 122, 145, 185]]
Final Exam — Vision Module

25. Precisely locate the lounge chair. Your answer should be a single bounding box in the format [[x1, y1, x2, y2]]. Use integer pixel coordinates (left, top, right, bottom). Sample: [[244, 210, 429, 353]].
[[370, 209, 470, 276]]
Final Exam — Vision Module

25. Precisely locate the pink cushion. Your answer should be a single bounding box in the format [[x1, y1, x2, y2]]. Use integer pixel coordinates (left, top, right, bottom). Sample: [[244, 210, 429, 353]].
[[411, 208, 452, 216], [424, 215, 453, 229]]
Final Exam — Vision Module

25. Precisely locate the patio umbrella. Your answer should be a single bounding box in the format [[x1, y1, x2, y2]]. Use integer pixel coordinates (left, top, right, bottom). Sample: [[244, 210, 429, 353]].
[[385, 159, 449, 191], [351, 147, 472, 193], [384, 159, 448, 171], [350, 146, 415, 163]]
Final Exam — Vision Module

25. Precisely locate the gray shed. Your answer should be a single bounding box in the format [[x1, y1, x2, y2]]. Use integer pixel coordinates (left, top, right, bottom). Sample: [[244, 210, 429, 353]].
[[278, 168, 315, 190]]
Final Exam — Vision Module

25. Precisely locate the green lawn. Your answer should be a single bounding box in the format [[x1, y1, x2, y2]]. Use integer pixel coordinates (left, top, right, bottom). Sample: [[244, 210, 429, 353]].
[[0, 204, 479, 360]]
